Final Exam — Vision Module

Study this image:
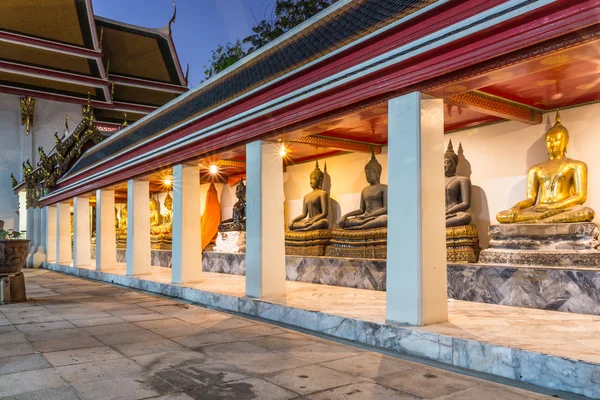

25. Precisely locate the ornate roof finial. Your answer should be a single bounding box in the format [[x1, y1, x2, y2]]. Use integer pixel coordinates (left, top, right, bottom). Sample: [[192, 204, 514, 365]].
[[64, 114, 69, 135], [168, 1, 177, 34], [184, 63, 190, 85], [110, 81, 115, 102], [105, 58, 110, 76], [121, 113, 128, 129], [99, 26, 104, 52]]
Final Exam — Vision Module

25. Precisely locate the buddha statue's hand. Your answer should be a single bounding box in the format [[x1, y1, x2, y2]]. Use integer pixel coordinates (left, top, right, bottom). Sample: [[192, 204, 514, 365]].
[[507, 206, 520, 222]]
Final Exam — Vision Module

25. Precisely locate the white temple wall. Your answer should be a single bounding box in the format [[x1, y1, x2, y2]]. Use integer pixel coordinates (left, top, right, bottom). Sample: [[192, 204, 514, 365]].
[[446, 103, 600, 248], [0, 93, 83, 232]]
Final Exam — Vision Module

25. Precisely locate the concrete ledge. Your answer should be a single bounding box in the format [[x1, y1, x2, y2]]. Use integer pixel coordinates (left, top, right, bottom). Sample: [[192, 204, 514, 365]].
[[43, 262, 600, 398]]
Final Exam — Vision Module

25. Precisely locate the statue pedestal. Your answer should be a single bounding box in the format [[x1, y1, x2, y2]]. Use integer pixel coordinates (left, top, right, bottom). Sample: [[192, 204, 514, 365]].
[[479, 222, 600, 267], [215, 231, 246, 253], [326, 228, 387, 259], [285, 229, 331, 257], [151, 234, 172, 250], [446, 224, 480, 263]]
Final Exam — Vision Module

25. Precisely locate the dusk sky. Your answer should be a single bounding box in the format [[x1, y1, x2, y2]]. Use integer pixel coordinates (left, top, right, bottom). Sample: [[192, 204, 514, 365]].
[[92, 0, 277, 88]]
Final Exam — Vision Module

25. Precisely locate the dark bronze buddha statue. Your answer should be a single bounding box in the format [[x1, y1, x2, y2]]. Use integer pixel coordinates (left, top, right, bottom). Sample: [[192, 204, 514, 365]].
[[339, 151, 388, 230], [445, 140, 472, 228], [289, 161, 330, 232], [219, 180, 246, 232]]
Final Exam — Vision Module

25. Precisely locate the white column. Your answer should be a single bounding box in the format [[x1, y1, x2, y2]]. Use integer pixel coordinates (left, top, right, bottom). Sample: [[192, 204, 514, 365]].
[[171, 164, 202, 284], [96, 189, 117, 270], [73, 196, 91, 266], [56, 202, 72, 265], [33, 207, 42, 251], [45, 206, 57, 262], [387, 92, 447, 326], [245, 140, 286, 298], [26, 207, 34, 250], [126, 180, 151, 276]]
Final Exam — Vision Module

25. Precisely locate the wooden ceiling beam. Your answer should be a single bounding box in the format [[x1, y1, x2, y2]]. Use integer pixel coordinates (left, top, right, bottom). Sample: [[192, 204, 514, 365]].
[[292, 135, 382, 154], [449, 90, 542, 125]]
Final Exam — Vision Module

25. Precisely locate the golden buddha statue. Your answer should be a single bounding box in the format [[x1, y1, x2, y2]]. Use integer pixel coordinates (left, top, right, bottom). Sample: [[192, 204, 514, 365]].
[[149, 197, 161, 232], [339, 151, 388, 230], [117, 206, 127, 232], [154, 193, 173, 235], [496, 112, 594, 224], [288, 161, 330, 232]]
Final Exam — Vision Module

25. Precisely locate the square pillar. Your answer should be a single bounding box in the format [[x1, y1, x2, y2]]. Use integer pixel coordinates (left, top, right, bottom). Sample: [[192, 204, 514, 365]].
[[45, 206, 57, 262], [33, 207, 42, 250], [56, 202, 72, 265], [73, 196, 91, 266], [172, 164, 202, 284], [126, 180, 151, 276], [96, 189, 117, 270], [387, 92, 447, 326], [245, 140, 285, 298], [26, 207, 34, 250]]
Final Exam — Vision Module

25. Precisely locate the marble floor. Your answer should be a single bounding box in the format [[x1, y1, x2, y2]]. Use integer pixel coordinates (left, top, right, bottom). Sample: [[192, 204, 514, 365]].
[[61, 262, 600, 365]]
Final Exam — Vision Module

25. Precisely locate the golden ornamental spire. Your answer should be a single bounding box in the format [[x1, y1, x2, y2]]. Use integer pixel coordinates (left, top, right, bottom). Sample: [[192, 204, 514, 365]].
[[20, 96, 35, 135]]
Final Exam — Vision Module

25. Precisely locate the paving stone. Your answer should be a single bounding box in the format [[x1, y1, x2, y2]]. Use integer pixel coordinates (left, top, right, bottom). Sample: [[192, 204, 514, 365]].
[[43, 345, 124, 367], [155, 362, 249, 390], [25, 327, 91, 342], [0, 353, 51, 375], [277, 342, 362, 364], [132, 350, 208, 372], [2, 385, 80, 400], [69, 316, 125, 327], [83, 322, 142, 336], [248, 332, 323, 351], [0, 368, 67, 397], [94, 328, 164, 345], [0, 341, 37, 357], [320, 353, 415, 378], [187, 377, 297, 400], [121, 313, 173, 322], [0, 331, 28, 345], [171, 331, 241, 348], [56, 358, 148, 384], [135, 318, 192, 330], [113, 338, 185, 357], [15, 320, 76, 333], [73, 374, 178, 400], [203, 341, 312, 374], [0, 325, 16, 334], [33, 335, 104, 353], [264, 364, 357, 395], [308, 381, 418, 399], [434, 384, 550, 400], [375, 368, 480, 399]]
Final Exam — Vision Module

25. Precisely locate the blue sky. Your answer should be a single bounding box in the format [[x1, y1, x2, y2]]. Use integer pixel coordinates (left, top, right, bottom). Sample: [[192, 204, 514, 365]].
[[92, 0, 277, 87]]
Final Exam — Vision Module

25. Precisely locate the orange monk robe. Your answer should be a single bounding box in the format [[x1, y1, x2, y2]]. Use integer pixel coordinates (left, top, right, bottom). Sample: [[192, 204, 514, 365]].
[[201, 183, 221, 250]]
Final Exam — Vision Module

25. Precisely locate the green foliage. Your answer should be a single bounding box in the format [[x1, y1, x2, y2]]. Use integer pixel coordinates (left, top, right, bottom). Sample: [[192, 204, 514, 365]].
[[203, 0, 338, 80], [0, 229, 23, 240]]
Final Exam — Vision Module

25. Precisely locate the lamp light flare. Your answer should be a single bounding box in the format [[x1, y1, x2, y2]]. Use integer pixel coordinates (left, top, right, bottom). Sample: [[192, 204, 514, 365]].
[[279, 144, 288, 157], [163, 179, 172, 187], [209, 164, 218, 174]]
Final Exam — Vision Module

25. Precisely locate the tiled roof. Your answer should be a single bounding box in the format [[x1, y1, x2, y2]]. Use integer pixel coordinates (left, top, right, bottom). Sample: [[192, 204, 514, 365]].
[[68, 0, 434, 175]]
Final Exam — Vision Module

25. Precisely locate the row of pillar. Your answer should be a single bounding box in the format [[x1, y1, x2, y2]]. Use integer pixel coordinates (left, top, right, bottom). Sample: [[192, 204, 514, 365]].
[[38, 93, 447, 326]]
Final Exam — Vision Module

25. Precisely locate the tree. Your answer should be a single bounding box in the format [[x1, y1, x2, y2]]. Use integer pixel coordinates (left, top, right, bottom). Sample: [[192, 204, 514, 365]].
[[203, 0, 338, 80], [202, 40, 247, 80]]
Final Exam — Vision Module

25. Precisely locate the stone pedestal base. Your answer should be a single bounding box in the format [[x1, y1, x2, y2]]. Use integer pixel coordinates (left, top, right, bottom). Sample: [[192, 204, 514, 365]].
[[326, 228, 387, 259], [151, 234, 172, 250], [0, 272, 26, 304], [446, 225, 480, 263], [214, 231, 246, 253], [479, 222, 600, 267], [285, 229, 331, 257]]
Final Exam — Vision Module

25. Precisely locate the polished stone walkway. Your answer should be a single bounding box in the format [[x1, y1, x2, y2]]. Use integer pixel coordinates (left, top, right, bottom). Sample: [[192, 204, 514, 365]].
[[0, 270, 553, 400]]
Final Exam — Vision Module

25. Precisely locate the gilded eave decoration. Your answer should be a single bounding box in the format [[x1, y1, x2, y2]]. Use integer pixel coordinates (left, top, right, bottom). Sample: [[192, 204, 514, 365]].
[[20, 96, 35, 135], [14, 99, 106, 207]]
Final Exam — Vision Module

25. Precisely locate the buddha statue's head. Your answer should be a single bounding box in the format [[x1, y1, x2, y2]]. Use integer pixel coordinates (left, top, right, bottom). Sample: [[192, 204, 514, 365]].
[[235, 180, 246, 201], [365, 150, 382, 184], [149, 198, 158, 211], [121, 206, 127, 218], [546, 112, 569, 159], [164, 193, 173, 211], [309, 160, 324, 189], [444, 140, 459, 177]]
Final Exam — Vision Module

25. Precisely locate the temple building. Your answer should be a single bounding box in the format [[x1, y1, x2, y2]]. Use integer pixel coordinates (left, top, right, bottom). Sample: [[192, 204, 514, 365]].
[[11, 0, 600, 397], [0, 0, 188, 233]]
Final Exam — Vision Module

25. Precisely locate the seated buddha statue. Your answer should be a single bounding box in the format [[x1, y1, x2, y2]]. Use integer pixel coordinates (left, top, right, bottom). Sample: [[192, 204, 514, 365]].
[[288, 161, 330, 232], [116, 206, 127, 233], [445, 140, 472, 227], [339, 151, 388, 230], [497, 112, 594, 224], [218, 180, 246, 232], [152, 193, 173, 235], [149, 198, 161, 234]]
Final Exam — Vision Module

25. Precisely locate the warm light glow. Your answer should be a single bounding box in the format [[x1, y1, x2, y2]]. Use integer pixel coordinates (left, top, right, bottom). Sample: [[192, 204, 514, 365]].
[[279, 144, 288, 157], [209, 164, 218, 174], [163, 179, 172, 187]]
